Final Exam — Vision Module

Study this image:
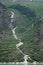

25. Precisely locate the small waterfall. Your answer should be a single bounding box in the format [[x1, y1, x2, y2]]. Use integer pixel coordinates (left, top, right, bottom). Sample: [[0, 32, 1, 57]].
[[11, 11, 14, 19], [16, 42, 23, 48], [12, 27, 18, 40], [33, 61, 37, 65], [24, 55, 28, 63], [10, 11, 37, 64]]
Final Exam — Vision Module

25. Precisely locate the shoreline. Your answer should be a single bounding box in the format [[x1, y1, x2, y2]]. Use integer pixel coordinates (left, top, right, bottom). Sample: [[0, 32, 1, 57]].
[[0, 62, 43, 64]]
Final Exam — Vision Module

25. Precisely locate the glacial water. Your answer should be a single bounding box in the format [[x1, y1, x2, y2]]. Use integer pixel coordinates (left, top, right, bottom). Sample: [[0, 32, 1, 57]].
[[0, 63, 43, 65]]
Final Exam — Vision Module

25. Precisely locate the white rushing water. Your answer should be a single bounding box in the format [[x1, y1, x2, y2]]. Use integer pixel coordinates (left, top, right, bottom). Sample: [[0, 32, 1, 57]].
[[11, 11, 14, 19], [12, 27, 18, 40], [10, 11, 37, 64], [16, 42, 23, 48]]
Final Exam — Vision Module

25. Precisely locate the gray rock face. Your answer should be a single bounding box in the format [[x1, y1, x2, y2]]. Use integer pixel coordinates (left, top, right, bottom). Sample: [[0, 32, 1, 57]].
[[0, 3, 9, 32], [31, 37, 39, 43], [39, 42, 43, 53], [0, 3, 4, 30], [40, 24, 43, 36]]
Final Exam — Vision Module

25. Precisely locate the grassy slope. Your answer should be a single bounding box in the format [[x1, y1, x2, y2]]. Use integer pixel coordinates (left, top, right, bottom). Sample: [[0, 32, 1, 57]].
[[4, 2, 43, 16], [0, 2, 43, 62]]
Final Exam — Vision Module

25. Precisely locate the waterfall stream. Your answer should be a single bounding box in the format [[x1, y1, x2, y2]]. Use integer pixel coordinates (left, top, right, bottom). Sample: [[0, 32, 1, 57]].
[[10, 11, 37, 64]]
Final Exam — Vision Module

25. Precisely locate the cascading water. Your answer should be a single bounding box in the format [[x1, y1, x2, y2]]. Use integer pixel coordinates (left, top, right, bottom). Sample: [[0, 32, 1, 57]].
[[12, 27, 18, 39], [10, 11, 37, 64]]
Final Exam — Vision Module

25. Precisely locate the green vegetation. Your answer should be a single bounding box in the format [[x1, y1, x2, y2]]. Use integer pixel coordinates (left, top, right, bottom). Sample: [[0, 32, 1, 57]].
[[0, 2, 43, 62], [4, 2, 43, 16]]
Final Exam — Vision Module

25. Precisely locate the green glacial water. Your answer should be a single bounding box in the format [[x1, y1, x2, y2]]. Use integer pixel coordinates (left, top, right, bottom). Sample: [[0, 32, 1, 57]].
[[0, 64, 43, 65]]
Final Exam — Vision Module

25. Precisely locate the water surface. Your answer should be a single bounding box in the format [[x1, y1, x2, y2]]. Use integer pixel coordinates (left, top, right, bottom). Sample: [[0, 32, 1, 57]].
[[0, 63, 43, 65]]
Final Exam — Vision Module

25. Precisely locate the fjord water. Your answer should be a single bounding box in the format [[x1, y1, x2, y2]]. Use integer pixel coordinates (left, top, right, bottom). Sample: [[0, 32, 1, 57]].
[[0, 64, 42, 65]]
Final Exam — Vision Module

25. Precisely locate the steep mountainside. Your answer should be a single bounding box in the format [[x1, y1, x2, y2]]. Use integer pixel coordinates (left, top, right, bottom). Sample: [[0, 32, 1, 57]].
[[0, 2, 43, 62]]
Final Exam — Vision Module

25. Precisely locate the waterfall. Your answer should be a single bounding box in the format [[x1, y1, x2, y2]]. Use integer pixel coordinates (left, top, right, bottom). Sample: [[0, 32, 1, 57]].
[[12, 27, 18, 39], [10, 11, 37, 64]]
